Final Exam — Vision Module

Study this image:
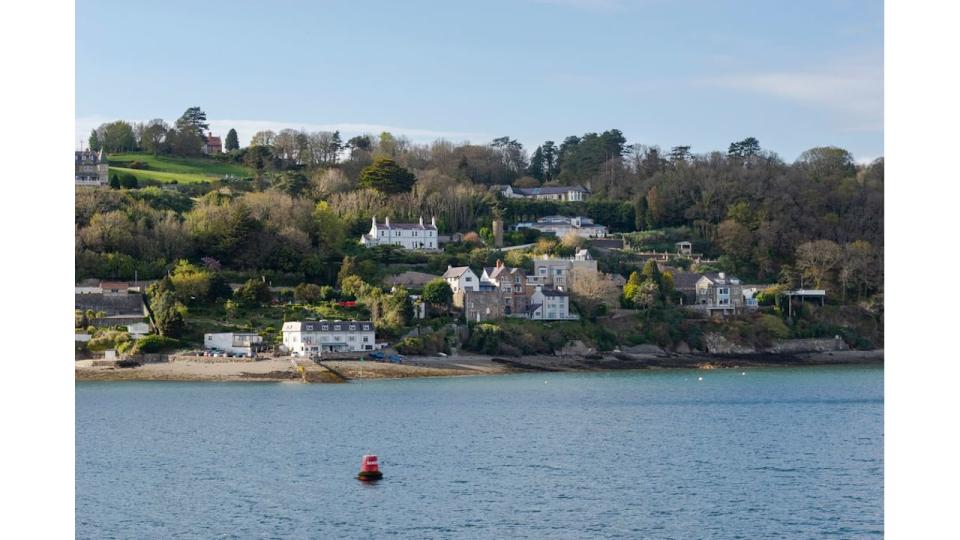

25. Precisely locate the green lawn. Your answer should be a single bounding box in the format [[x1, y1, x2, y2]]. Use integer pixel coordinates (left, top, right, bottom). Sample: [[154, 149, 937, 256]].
[[108, 152, 252, 184]]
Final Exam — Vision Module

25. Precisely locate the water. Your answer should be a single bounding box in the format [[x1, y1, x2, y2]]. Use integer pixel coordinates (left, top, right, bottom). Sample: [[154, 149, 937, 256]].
[[76, 366, 883, 539]]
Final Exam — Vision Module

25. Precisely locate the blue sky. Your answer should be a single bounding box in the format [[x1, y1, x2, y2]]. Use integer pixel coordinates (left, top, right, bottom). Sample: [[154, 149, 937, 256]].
[[76, 0, 883, 162]]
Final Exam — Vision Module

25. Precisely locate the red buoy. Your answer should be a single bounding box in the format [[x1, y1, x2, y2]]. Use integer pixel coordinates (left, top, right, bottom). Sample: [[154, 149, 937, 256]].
[[357, 454, 383, 481]]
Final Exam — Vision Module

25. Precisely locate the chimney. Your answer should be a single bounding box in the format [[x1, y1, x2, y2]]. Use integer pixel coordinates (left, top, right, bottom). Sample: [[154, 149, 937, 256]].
[[371, 216, 377, 228], [718, 272, 726, 280], [496, 259, 503, 268], [419, 216, 424, 226], [385, 216, 391, 227], [431, 216, 437, 227]]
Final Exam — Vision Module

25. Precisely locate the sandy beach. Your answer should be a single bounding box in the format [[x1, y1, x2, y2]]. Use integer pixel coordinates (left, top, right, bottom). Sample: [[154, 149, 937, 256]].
[[75, 349, 883, 383]]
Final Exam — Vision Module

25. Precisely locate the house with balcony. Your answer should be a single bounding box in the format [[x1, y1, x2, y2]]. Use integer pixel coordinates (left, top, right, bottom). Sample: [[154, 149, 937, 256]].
[[529, 249, 598, 288], [693, 272, 745, 316]]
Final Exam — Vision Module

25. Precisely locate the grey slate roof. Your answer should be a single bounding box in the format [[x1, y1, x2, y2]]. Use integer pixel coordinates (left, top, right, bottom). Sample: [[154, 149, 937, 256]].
[[288, 321, 374, 332], [514, 185, 589, 196], [442, 266, 472, 279]]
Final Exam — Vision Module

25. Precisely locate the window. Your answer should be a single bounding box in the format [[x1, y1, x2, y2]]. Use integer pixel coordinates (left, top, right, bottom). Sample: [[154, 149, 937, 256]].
[[363, 337, 369, 342], [465, 277, 472, 282]]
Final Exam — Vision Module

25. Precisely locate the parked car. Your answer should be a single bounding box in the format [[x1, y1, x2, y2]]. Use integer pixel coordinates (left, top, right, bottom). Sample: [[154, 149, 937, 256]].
[[387, 354, 404, 364], [368, 351, 385, 360]]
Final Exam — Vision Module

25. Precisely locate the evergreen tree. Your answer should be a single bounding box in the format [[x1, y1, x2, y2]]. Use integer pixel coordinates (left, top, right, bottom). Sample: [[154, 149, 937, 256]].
[[109, 174, 121, 189], [358, 156, 416, 193], [175, 106, 209, 138], [225, 128, 239, 151], [527, 146, 545, 180], [88, 129, 101, 152]]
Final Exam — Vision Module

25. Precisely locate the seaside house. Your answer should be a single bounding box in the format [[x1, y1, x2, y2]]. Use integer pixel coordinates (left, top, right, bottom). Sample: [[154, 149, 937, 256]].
[[360, 216, 439, 250], [204, 333, 262, 355], [281, 320, 376, 355], [514, 216, 608, 239], [527, 286, 578, 320], [481, 260, 529, 316], [693, 272, 746, 316]]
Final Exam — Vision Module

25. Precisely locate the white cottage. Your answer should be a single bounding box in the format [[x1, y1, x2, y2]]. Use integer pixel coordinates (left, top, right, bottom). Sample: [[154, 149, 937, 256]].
[[360, 216, 439, 250], [204, 332, 263, 355], [282, 320, 376, 356], [442, 266, 479, 294], [527, 286, 578, 320]]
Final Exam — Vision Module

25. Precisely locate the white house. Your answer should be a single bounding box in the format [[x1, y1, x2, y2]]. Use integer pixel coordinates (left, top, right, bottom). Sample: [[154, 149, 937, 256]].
[[527, 286, 578, 320], [282, 320, 376, 356], [442, 266, 479, 294], [204, 333, 263, 355], [360, 216, 439, 250], [514, 216, 608, 238], [498, 185, 589, 201], [127, 322, 151, 338]]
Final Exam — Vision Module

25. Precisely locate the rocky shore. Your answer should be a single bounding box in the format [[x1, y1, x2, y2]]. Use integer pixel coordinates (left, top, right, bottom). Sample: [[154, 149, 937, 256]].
[[75, 348, 882, 383]]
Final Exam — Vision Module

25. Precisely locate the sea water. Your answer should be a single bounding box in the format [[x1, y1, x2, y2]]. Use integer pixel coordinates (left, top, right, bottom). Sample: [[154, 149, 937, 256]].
[[76, 366, 883, 538]]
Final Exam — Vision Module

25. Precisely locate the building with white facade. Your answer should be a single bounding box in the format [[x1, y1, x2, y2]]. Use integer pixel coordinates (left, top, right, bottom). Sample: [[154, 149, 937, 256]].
[[529, 249, 599, 288], [497, 185, 589, 201], [442, 266, 480, 294], [527, 286, 578, 320], [75, 150, 109, 186], [514, 216, 607, 238], [282, 320, 376, 356], [360, 216, 439, 250], [204, 332, 263, 355]]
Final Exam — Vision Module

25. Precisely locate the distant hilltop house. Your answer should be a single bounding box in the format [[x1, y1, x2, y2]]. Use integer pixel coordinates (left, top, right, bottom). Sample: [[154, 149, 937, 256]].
[[360, 216, 439, 250], [75, 150, 109, 186], [514, 216, 608, 239], [496, 184, 590, 202], [281, 320, 377, 355], [529, 249, 598, 288], [202, 132, 222, 155]]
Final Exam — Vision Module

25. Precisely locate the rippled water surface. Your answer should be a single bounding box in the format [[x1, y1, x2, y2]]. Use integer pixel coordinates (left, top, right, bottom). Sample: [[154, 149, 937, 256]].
[[76, 366, 883, 539]]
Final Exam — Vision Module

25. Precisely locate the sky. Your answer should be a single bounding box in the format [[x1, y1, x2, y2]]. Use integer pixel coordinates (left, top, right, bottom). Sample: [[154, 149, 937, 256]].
[[75, 0, 883, 162]]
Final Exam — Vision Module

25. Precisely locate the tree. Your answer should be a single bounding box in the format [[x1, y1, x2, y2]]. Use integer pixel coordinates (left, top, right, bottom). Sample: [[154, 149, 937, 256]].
[[250, 130, 276, 147], [151, 290, 185, 338], [358, 156, 416, 193], [235, 278, 272, 307], [795, 240, 843, 290], [142, 119, 169, 154], [95, 121, 137, 152], [88, 129, 101, 152], [169, 260, 213, 303], [109, 174, 121, 189], [668, 145, 691, 163], [422, 279, 453, 312], [175, 106, 209, 138], [120, 174, 138, 189], [567, 268, 620, 317], [623, 271, 643, 306], [728, 137, 761, 159], [294, 283, 325, 304], [225, 128, 239, 151]]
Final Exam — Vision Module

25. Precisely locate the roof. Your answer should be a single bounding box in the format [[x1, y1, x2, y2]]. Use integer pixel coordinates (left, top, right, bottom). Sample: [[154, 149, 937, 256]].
[[670, 271, 703, 290], [99, 281, 129, 289], [385, 271, 441, 287], [442, 266, 472, 278], [701, 272, 741, 285], [538, 288, 568, 297], [514, 185, 588, 196], [283, 320, 375, 332], [525, 303, 543, 314]]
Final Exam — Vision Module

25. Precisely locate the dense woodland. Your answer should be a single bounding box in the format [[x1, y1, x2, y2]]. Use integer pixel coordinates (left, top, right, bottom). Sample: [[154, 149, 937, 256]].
[[78, 108, 883, 304]]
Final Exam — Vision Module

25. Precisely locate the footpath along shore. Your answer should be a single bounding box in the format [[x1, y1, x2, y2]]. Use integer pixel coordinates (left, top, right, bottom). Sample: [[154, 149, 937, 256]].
[[75, 349, 883, 383]]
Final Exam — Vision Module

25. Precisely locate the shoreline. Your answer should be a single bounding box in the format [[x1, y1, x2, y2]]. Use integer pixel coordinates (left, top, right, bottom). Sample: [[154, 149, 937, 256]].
[[75, 349, 883, 383]]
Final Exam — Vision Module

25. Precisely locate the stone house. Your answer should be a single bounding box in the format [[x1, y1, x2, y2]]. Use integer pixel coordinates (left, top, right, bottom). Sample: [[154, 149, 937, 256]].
[[480, 260, 529, 316], [75, 150, 109, 186], [694, 272, 745, 315]]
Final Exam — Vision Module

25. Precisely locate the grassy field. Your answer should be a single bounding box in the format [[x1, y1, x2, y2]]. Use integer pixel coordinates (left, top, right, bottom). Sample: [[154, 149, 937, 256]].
[[108, 152, 252, 184]]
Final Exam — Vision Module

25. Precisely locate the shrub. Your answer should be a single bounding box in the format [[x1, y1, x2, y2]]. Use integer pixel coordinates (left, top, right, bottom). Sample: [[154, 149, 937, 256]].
[[129, 335, 181, 354]]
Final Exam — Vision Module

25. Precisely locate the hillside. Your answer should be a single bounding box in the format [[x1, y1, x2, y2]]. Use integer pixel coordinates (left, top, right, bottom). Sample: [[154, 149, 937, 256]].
[[108, 152, 252, 184]]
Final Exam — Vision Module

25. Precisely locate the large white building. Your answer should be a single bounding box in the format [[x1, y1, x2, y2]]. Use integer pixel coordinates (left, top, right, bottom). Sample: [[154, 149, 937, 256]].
[[360, 216, 439, 250], [515, 216, 608, 238], [204, 333, 263, 356], [282, 320, 376, 355]]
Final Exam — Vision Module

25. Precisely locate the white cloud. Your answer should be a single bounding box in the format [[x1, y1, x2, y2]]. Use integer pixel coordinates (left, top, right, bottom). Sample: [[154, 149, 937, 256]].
[[702, 63, 883, 132], [75, 116, 491, 149]]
